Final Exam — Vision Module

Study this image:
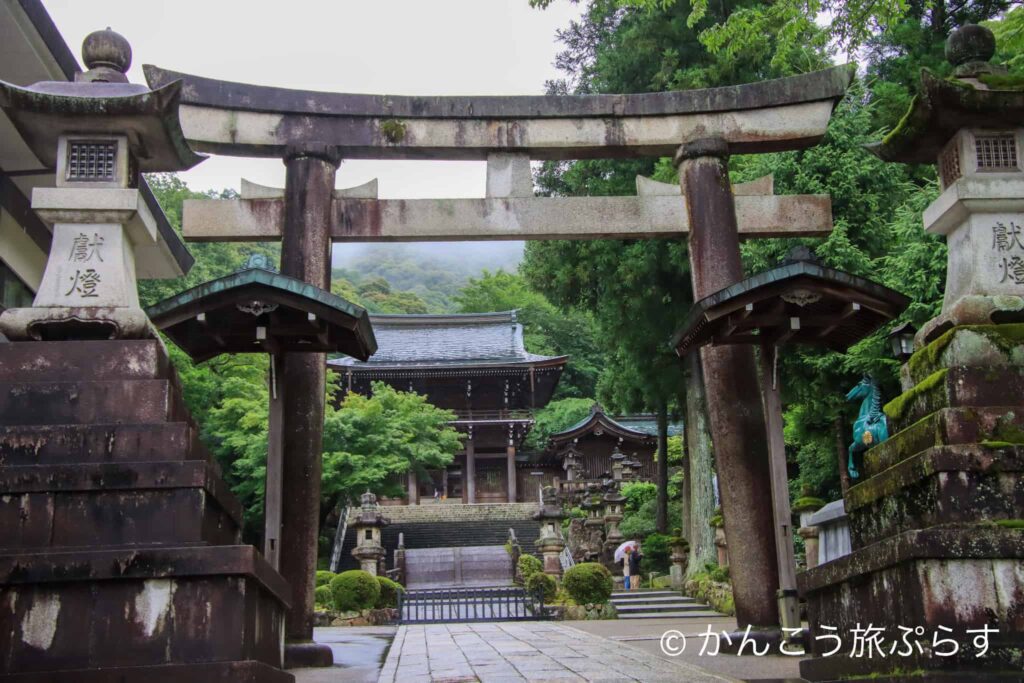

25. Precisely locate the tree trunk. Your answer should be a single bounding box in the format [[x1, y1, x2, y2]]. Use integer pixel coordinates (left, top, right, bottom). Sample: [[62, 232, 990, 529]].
[[679, 413, 692, 545], [684, 352, 717, 577], [656, 402, 669, 534]]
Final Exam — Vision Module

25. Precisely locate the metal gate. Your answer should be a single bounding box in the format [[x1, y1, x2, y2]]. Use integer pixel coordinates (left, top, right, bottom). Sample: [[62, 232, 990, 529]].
[[398, 586, 546, 624]]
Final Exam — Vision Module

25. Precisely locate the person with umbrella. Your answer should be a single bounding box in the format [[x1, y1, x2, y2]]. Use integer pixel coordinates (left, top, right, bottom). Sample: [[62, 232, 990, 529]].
[[613, 541, 638, 589], [628, 542, 644, 590]]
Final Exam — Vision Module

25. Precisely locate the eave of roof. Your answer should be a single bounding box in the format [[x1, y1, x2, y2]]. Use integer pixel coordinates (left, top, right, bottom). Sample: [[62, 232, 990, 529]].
[[548, 406, 657, 445]]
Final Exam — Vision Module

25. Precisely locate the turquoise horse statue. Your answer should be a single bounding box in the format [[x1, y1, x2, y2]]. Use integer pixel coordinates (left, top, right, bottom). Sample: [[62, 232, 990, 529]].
[[845, 376, 888, 480]]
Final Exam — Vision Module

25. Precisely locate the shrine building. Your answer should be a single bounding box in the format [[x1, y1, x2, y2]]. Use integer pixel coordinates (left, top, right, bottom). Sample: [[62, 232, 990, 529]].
[[328, 311, 567, 504]]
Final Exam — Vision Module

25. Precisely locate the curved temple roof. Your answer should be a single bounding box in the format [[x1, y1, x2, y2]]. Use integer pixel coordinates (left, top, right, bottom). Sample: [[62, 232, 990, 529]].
[[147, 267, 376, 363], [548, 404, 681, 446], [329, 311, 565, 371], [143, 64, 854, 160]]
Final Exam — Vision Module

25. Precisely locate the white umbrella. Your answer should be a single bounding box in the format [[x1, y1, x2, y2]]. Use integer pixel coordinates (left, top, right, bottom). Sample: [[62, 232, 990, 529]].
[[613, 541, 637, 563]]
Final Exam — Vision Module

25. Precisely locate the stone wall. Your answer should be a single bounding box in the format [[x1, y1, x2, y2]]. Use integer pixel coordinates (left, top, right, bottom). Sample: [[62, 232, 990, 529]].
[[349, 502, 539, 524]]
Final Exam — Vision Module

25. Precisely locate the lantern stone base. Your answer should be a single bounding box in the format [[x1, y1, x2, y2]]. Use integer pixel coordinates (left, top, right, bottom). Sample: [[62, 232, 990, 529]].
[[799, 528, 1024, 682], [916, 296, 1024, 346], [798, 325, 1024, 681], [0, 306, 154, 341], [0, 340, 292, 681]]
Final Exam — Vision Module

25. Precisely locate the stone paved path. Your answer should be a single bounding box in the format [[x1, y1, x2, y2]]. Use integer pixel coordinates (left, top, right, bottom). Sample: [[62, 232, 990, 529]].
[[378, 622, 736, 682]]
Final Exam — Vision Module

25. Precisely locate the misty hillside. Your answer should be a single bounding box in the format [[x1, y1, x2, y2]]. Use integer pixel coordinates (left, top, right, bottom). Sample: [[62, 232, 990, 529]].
[[331, 242, 524, 312]]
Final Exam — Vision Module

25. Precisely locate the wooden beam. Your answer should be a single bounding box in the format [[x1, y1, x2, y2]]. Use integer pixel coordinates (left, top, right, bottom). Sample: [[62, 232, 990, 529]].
[[817, 302, 861, 339]]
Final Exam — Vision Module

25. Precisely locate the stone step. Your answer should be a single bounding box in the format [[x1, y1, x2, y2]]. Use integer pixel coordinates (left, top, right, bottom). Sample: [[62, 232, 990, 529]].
[[618, 610, 722, 620], [0, 423, 206, 466], [611, 595, 697, 605], [614, 602, 708, 613], [0, 462, 242, 550], [612, 590, 682, 598], [0, 380, 189, 425], [0, 340, 174, 382]]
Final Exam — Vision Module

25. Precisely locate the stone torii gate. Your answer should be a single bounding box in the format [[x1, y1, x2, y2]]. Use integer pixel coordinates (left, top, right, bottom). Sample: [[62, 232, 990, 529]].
[[143, 62, 853, 652]]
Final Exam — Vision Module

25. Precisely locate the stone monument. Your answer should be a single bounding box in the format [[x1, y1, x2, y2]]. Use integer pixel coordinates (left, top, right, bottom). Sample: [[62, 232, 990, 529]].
[[533, 486, 567, 577]]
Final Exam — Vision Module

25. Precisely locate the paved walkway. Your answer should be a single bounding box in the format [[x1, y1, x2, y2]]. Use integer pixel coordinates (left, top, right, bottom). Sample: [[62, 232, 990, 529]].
[[378, 622, 735, 682]]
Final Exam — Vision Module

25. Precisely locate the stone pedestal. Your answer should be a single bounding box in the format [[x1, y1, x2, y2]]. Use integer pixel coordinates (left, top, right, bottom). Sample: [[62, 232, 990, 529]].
[[0, 340, 291, 682], [534, 486, 567, 577], [669, 541, 690, 590], [714, 526, 729, 568], [797, 526, 820, 570], [799, 325, 1024, 681]]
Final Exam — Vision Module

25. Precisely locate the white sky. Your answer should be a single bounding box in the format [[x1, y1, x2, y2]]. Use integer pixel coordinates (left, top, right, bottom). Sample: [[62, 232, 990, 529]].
[[41, 0, 583, 199]]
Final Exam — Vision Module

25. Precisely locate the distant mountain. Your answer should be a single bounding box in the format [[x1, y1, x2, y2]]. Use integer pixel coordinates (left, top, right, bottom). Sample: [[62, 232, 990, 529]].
[[331, 242, 524, 312]]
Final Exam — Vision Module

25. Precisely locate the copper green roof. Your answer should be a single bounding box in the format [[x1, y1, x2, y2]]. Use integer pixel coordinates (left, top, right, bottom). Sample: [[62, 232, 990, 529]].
[[548, 404, 681, 445], [672, 258, 909, 355], [147, 267, 375, 363]]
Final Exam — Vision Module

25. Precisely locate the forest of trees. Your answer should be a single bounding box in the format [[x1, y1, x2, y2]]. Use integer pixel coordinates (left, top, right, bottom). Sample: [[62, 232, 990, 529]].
[[144, 1, 1024, 566]]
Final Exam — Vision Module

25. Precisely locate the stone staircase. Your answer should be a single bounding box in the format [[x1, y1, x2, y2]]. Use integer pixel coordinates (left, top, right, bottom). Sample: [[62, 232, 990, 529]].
[[611, 589, 720, 619], [335, 508, 541, 573]]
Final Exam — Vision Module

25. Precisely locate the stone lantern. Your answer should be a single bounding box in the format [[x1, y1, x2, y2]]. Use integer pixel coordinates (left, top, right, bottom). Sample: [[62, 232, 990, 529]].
[[580, 495, 605, 562], [610, 445, 626, 481], [533, 486, 567, 576], [601, 486, 626, 567], [350, 491, 389, 576], [0, 28, 202, 341]]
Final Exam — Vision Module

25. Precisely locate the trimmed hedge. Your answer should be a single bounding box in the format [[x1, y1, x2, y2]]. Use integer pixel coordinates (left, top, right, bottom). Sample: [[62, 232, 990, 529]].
[[563, 563, 613, 605], [375, 576, 404, 608], [329, 570, 380, 612], [314, 585, 332, 608], [315, 570, 335, 588], [525, 572, 557, 602], [517, 554, 543, 583]]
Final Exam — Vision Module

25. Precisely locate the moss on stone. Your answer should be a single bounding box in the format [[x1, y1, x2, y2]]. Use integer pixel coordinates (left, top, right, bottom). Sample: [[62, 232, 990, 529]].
[[979, 73, 1024, 90], [380, 119, 407, 144], [884, 368, 949, 424], [792, 496, 827, 513], [995, 519, 1024, 529]]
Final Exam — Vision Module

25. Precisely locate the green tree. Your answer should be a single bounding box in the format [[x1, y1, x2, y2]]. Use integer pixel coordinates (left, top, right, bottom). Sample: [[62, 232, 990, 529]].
[[524, 397, 596, 451], [455, 270, 605, 398]]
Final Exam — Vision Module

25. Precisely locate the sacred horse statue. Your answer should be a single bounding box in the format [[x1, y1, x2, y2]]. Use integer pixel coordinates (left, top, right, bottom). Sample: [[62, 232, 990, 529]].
[[845, 375, 889, 479]]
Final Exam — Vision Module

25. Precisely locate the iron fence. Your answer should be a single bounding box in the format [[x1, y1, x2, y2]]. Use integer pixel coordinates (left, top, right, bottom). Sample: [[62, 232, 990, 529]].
[[398, 585, 546, 624]]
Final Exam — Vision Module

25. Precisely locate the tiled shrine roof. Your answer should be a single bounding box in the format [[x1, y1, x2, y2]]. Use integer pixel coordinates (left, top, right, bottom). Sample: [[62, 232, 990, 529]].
[[329, 311, 566, 371]]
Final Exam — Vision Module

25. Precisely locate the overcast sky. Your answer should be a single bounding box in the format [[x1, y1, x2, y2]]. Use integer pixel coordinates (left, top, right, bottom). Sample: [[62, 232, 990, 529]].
[[42, 0, 583, 199]]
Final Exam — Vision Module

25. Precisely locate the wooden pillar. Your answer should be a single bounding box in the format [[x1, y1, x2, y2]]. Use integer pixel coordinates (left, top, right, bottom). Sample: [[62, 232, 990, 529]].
[[759, 343, 801, 632], [676, 138, 780, 629], [279, 144, 339, 667], [466, 435, 476, 504], [264, 353, 285, 570], [507, 433, 517, 503]]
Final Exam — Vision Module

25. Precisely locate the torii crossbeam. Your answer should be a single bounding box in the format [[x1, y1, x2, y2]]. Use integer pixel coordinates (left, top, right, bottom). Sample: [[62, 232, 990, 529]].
[[144, 63, 854, 656]]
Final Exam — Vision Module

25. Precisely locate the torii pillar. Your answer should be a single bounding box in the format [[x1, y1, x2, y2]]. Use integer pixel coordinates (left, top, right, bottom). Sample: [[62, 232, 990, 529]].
[[279, 144, 339, 668], [675, 138, 780, 628]]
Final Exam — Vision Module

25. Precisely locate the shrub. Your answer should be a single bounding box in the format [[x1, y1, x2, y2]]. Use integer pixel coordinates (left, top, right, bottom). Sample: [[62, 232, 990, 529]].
[[525, 572, 557, 602], [642, 533, 672, 573], [517, 554, 543, 582], [709, 564, 730, 583], [563, 563, 613, 605], [329, 570, 380, 612], [314, 585, 332, 608], [375, 576, 404, 608], [315, 570, 335, 588]]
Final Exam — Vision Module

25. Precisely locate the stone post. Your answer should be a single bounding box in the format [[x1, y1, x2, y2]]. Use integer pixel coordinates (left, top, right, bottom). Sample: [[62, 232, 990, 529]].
[[669, 538, 690, 590], [508, 528, 522, 581], [602, 488, 626, 571], [714, 525, 729, 568], [676, 138, 779, 629], [797, 526, 820, 570], [534, 486, 567, 577], [279, 144, 338, 668], [506, 431, 518, 503], [394, 532, 406, 585], [582, 496, 605, 562], [350, 491, 388, 576]]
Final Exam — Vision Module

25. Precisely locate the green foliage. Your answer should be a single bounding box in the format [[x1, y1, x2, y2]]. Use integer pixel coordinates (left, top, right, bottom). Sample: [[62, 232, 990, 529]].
[[619, 481, 680, 539], [517, 554, 543, 583], [314, 585, 332, 609], [621, 482, 658, 513], [525, 572, 558, 602], [562, 563, 614, 605], [641, 533, 672, 573], [329, 570, 381, 612], [374, 576, 404, 609], [456, 270, 605, 398], [315, 570, 336, 588], [321, 381, 462, 510], [524, 398, 595, 450]]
